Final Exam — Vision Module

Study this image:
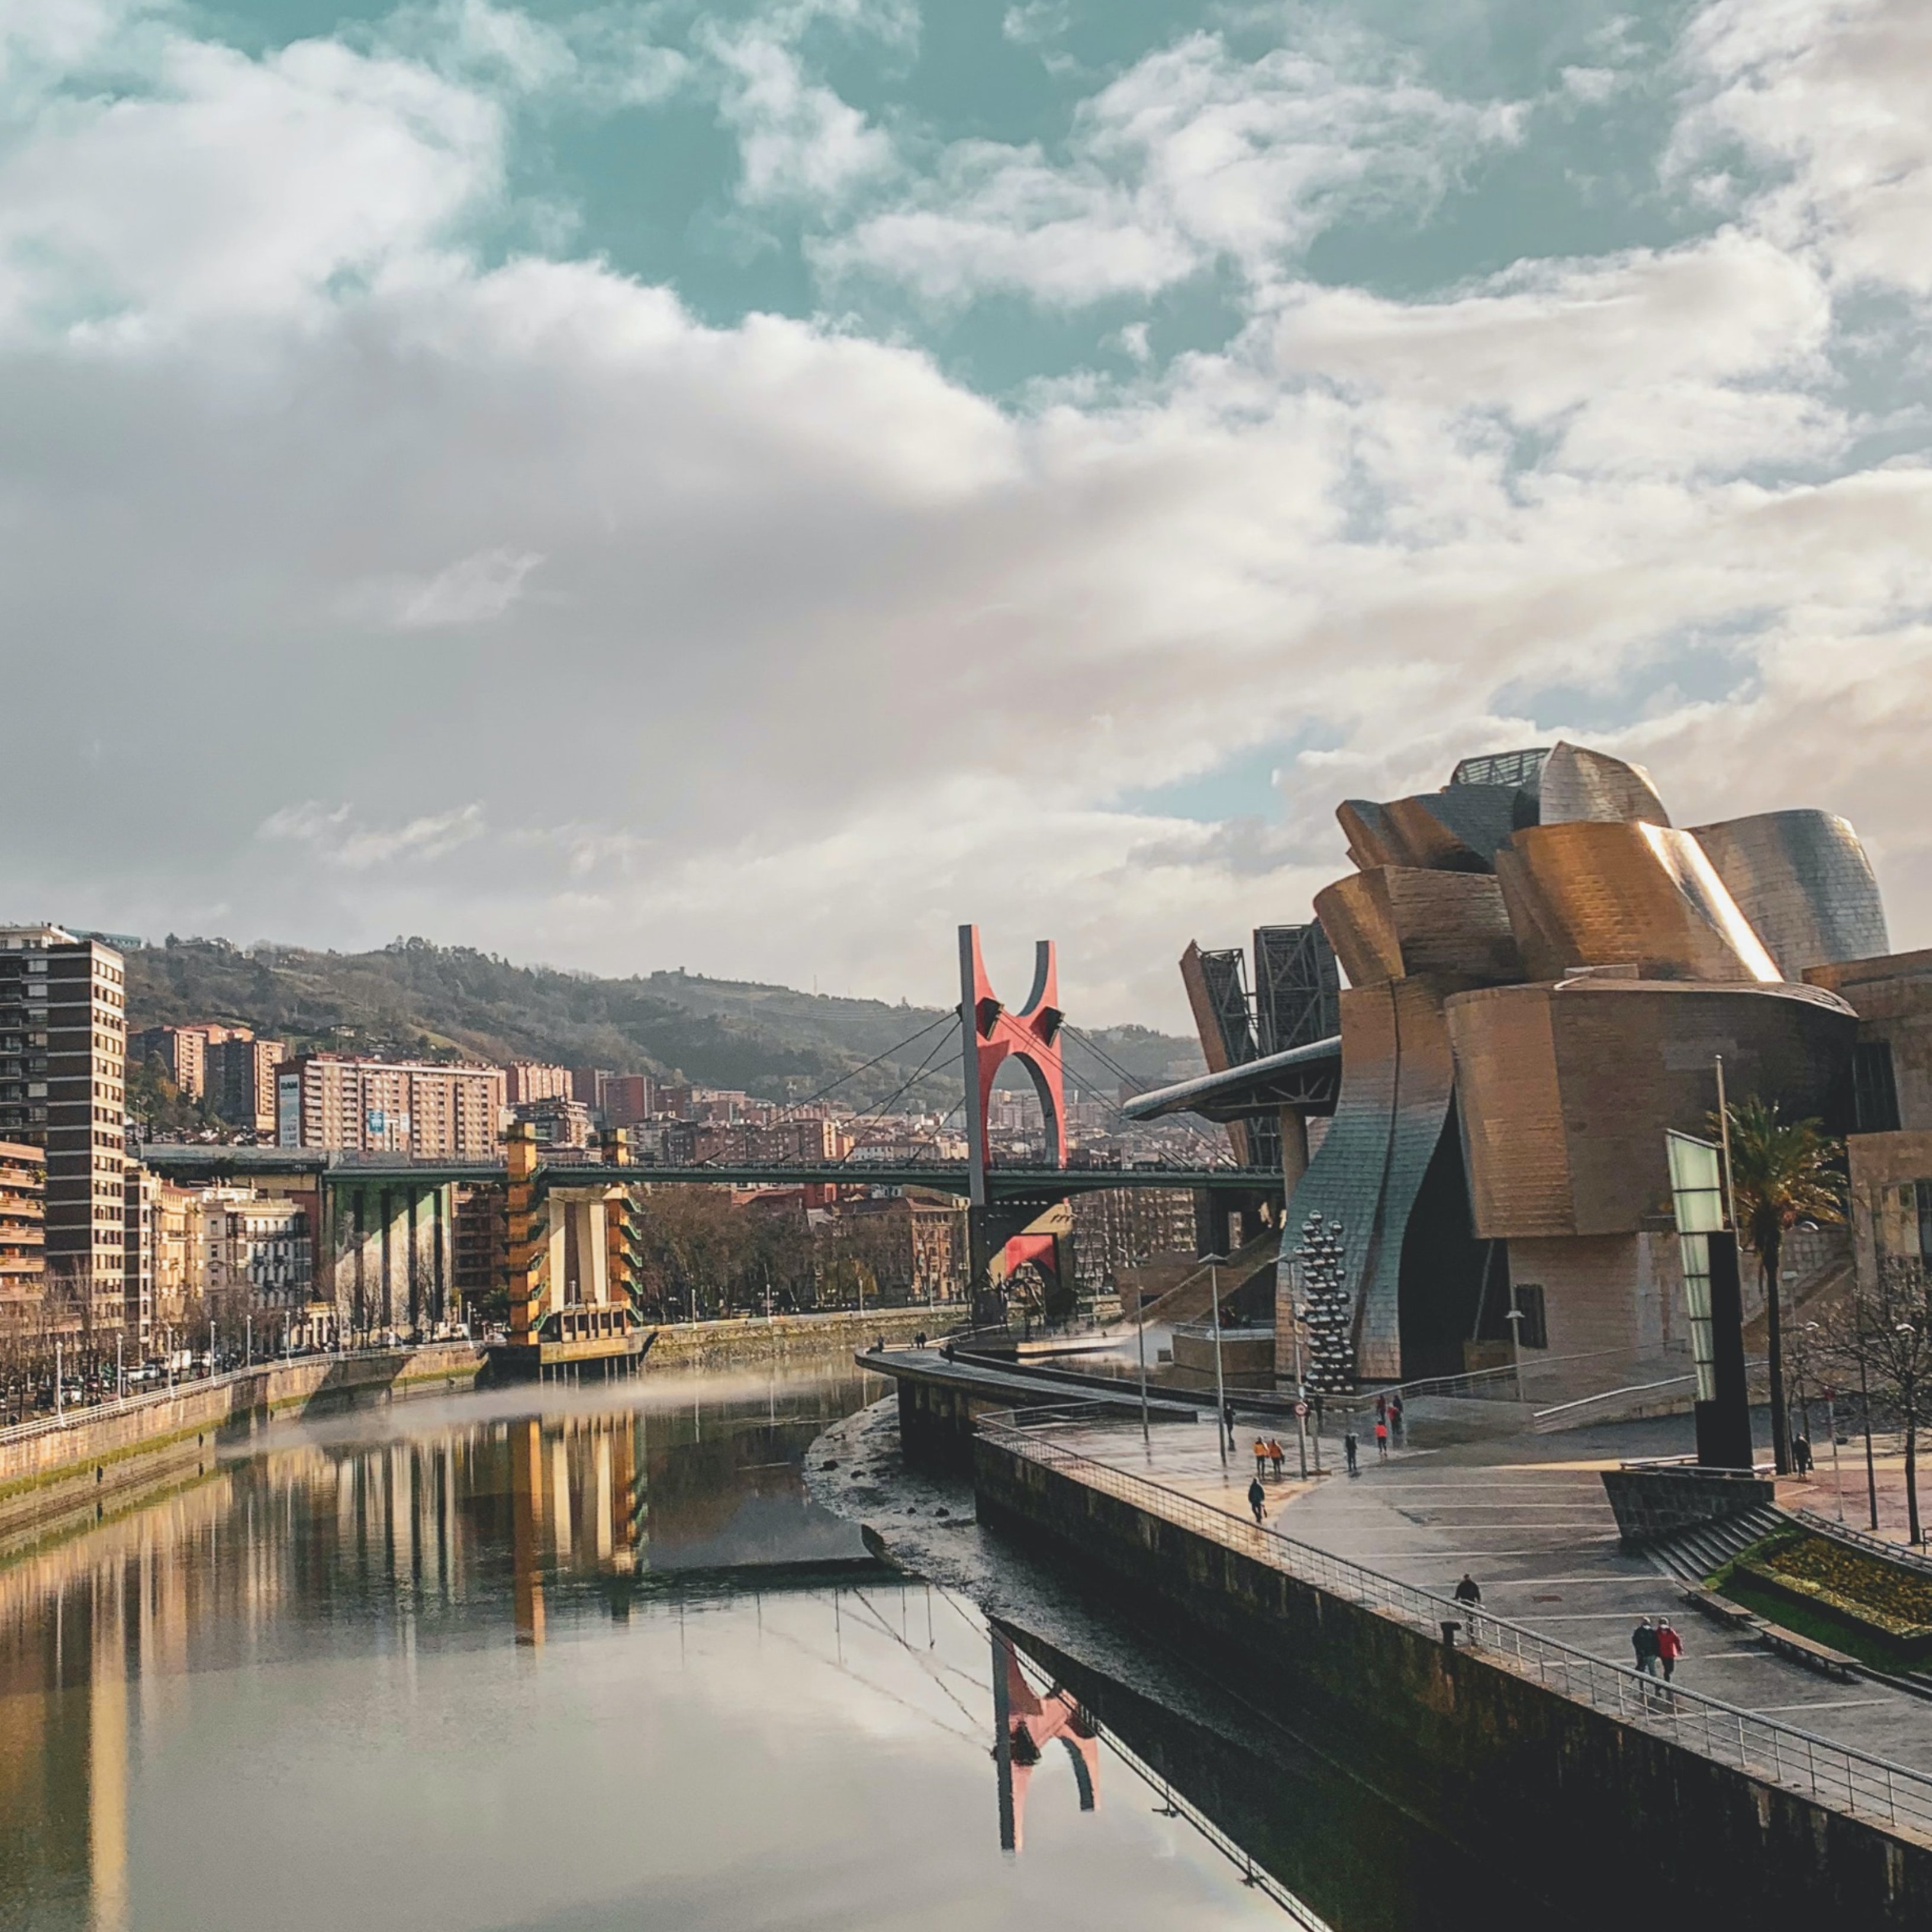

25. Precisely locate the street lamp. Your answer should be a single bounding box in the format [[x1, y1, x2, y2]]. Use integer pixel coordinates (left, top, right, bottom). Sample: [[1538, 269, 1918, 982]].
[[1206, 1252, 1230, 1476]]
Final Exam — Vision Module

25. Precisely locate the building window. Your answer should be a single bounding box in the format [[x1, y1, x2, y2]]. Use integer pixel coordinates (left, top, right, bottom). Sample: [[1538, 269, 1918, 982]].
[[1852, 1041, 1902, 1134], [1511, 1282, 1548, 1350]]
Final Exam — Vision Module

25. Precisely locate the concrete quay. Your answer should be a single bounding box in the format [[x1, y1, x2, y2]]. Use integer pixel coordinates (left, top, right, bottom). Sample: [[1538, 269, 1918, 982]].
[[0, 1343, 482, 1555], [973, 1407, 1932, 1932]]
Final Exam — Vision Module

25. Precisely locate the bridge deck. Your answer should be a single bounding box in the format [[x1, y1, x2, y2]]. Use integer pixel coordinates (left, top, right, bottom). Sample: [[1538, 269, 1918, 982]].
[[135, 1146, 1283, 1195]]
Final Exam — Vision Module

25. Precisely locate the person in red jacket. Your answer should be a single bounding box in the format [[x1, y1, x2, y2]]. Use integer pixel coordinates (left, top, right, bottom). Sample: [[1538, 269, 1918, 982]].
[[1655, 1621, 1684, 1682]]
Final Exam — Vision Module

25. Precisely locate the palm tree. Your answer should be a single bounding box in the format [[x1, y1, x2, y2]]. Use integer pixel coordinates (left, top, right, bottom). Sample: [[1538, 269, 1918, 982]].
[[1717, 1097, 1846, 1476]]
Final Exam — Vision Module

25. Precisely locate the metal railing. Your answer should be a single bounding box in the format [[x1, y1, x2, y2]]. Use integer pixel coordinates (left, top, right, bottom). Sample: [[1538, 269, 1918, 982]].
[[976, 1416, 1932, 1841], [1792, 1507, 1932, 1578], [0, 1345, 461, 1451]]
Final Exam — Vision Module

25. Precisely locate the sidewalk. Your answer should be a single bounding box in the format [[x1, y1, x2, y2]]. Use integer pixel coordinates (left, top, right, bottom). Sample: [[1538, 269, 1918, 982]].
[[1031, 1409, 1932, 1775]]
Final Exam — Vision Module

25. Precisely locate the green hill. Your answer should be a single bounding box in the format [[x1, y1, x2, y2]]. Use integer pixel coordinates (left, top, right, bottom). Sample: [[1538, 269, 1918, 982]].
[[123, 936, 1202, 1116]]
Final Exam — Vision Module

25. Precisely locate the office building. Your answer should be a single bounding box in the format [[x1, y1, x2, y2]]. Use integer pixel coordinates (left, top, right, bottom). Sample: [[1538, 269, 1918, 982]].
[[0, 926, 128, 1327], [275, 1054, 504, 1158]]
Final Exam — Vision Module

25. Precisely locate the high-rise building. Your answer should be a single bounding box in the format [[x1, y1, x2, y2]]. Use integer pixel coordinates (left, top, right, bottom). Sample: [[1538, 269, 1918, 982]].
[[275, 1054, 504, 1158], [132, 1023, 209, 1098], [0, 927, 127, 1326], [0, 1138, 45, 1328], [600, 1074, 652, 1128], [206, 1035, 282, 1134], [504, 1061, 574, 1106]]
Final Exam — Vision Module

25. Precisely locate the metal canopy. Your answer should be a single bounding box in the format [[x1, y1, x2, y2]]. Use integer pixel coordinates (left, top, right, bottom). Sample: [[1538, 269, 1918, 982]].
[[1120, 1035, 1342, 1124]]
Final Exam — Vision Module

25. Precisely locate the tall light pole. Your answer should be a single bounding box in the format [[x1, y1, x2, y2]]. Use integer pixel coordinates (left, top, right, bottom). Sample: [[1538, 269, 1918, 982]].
[[1208, 1255, 1229, 1475], [1136, 1279, 1151, 1461]]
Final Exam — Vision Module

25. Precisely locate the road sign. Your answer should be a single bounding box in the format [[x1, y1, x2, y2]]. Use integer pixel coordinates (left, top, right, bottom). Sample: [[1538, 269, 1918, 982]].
[[1294, 1402, 1308, 1417]]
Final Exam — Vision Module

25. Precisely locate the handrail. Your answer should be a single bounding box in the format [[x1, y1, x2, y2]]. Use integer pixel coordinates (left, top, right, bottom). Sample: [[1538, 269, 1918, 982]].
[[975, 1416, 1932, 1841], [1533, 1374, 1696, 1422], [1791, 1506, 1932, 1579]]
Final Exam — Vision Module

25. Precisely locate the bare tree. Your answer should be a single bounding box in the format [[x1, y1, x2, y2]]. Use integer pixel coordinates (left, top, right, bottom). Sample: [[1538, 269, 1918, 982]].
[[1859, 1256, 1932, 1547]]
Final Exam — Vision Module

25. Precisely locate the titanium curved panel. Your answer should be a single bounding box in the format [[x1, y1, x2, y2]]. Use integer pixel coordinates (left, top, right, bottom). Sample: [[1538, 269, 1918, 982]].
[[1315, 869, 1523, 987], [1539, 741, 1672, 826], [1279, 977, 1457, 1379], [1495, 821, 1779, 983], [1447, 977, 1857, 1239], [1689, 810, 1889, 978]]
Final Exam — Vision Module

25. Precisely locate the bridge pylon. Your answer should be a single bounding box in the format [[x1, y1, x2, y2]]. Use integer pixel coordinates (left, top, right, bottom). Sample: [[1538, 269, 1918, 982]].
[[958, 925, 1076, 1319]]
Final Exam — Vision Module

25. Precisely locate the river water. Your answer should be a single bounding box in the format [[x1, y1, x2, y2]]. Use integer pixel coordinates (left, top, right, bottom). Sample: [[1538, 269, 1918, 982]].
[[0, 1364, 1524, 1932]]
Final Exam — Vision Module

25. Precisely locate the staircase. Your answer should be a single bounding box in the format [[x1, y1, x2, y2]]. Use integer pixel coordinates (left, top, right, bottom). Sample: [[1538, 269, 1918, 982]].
[[1646, 1504, 1786, 1583], [1128, 1228, 1280, 1328]]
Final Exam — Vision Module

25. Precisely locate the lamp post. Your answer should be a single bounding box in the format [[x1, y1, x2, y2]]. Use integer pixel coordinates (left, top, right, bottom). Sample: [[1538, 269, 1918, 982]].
[[1208, 1255, 1229, 1476], [1505, 1292, 1526, 1406], [1135, 1279, 1151, 1461]]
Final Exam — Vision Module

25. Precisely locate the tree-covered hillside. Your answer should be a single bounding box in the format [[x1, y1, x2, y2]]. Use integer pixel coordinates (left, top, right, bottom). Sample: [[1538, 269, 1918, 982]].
[[124, 937, 1202, 1115]]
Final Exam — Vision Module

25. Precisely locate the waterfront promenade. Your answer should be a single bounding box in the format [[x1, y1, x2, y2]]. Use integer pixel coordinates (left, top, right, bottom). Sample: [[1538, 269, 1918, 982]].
[[1002, 1409, 1932, 1779]]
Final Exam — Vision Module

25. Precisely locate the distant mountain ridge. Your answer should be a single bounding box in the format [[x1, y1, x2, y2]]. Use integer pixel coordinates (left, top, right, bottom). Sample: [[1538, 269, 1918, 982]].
[[123, 936, 1203, 1115]]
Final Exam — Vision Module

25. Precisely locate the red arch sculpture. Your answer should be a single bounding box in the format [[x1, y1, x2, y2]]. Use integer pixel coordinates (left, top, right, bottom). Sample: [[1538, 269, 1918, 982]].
[[958, 924, 1066, 1208]]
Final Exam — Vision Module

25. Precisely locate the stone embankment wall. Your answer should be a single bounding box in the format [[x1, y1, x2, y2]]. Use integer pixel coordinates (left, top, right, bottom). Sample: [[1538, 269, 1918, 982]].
[[643, 1305, 937, 1370], [0, 1344, 481, 1554], [974, 1436, 1931, 1932]]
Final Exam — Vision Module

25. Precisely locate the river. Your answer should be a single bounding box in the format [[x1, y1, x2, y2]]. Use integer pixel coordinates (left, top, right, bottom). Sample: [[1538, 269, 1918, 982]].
[[0, 1363, 1530, 1932]]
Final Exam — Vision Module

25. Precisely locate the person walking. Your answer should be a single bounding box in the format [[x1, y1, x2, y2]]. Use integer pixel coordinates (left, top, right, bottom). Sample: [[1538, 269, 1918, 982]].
[[1222, 1401, 1237, 1453], [1247, 1475, 1267, 1525], [1389, 1393, 1404, 1438], [1631, 1618, 1660, 1676], [1453, 1573, 1482, 1607], [1268, 1437, 1286, 1480], [1344, 1431, 1359, 1475], [1792, 1434, 1813, 1476], [1655, 1622, 1683, 1682], [1374, 1418, 1389, 1461], [1254, 1437, 1270, 1480], [1375, 1393, 1387, 1427]]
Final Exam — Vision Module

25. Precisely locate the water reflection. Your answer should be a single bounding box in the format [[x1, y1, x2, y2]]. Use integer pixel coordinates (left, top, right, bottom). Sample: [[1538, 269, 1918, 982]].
[[0, 1371, 1305, 1932]]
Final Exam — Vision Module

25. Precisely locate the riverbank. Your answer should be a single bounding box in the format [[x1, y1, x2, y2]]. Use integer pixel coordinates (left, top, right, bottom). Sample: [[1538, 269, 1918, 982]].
[[970, 1414, 1931, 1932], [0, 1343, 482, 1558]]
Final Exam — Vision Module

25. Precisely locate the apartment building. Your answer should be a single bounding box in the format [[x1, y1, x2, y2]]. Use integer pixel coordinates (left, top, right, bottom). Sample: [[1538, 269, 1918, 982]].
[[207, 1034, 282, 1134], [504, 1061, 574, 1106], [275, 1054, 504, 1158], [599, 1074, 652, 1128], [205, 1196, 311, 1312], [133, 1023, 208, 1098], [511, 1094, 595, 1148], [0, 927, 127, 1324], [0, 1139, 44, 1328]]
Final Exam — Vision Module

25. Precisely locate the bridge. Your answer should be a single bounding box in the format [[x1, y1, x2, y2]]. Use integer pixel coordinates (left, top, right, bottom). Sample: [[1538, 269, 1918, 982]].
[[135, 1144, 1282, 1199], [137, 925, 1288, 1372]]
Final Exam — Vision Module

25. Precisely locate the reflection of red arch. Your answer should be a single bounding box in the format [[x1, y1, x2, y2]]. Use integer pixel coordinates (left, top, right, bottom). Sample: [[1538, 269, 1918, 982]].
[[993, 1632, 1099, 1853], [959, 925, 1066, 1209]]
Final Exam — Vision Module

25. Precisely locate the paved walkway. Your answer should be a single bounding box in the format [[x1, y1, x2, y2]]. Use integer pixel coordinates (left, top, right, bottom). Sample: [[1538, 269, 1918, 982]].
[[1029, 1410, 1932, 1776]]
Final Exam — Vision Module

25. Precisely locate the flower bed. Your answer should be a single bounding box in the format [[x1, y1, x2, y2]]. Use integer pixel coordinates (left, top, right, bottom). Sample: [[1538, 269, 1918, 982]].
[[1734, 1529, 1932, 1650]]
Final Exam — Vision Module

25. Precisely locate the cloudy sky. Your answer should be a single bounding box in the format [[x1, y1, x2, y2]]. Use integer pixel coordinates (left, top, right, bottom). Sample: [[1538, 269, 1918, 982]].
[[2, 0, 1927, 1026]]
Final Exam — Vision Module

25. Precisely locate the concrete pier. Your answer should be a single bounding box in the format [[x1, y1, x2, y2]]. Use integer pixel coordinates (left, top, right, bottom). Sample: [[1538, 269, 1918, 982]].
[[972, 1412, 1932, 1932]]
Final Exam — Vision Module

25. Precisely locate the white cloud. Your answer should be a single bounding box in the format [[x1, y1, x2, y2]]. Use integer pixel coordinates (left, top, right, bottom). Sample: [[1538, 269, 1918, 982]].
[[711, 28, 895, 206], [0, 27, 499, 337], [260, 803, 488, 870], [2, 0, 1932, 1028], [1674, 0, 1932, 292], [381, 546, 546, 628], [818, 28, 1524, 305]]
